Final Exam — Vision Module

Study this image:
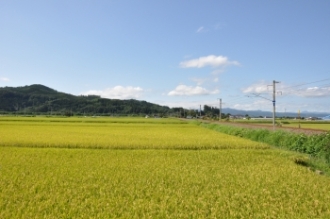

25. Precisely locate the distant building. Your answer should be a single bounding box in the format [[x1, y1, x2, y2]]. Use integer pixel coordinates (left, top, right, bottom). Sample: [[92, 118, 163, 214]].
[[305, 117, 321, 121], [250, 117, 273, 120], [229, 115, 245, 119]]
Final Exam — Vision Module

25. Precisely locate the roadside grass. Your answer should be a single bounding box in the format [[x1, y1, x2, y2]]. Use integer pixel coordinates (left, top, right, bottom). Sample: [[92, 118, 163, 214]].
[[197, 122, 330, 175]]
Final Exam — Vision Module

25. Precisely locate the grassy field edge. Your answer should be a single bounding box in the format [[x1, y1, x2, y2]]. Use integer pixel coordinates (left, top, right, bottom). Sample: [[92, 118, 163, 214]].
[[196, 121, 330, 175]]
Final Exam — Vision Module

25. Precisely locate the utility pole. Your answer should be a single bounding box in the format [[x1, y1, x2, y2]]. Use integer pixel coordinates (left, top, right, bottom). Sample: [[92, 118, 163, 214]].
[[251, 80, 280, 130], [218, 98, 222, 121], [298, 109, 301, 128], [271, 80, 280, 130], [199, 105, 202, 117]]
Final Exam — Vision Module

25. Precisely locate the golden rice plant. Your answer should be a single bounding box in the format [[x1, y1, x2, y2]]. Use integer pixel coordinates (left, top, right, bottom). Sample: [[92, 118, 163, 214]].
[[1, 147, 330, 218], [0, 120, 268, 149]]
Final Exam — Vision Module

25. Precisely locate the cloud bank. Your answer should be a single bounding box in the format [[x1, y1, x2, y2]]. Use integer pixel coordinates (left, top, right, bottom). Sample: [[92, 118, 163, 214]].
[[168, 85, 219, 96], [82, 86, 144, 99], [242, 82, 270, 94], [0, 77, 10, 82], [180, 55, 239, 68], [243, 82, 330, 98], [295, 87, 330, 97]]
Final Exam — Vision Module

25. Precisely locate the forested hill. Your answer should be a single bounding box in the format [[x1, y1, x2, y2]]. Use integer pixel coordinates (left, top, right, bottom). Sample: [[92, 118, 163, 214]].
[[0, 84, 172, 116]]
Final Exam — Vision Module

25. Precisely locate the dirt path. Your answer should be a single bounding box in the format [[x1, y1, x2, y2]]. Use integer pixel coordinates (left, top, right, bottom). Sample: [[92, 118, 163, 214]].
[[193, 119, 327, 135]]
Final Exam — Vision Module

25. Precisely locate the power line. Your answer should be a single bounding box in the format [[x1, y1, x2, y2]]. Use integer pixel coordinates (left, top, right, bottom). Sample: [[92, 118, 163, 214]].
[[223, 95, 250, 104], [281, 77, 330, 90], [279, 82, 330, 98], [210, 78, 329, 115]]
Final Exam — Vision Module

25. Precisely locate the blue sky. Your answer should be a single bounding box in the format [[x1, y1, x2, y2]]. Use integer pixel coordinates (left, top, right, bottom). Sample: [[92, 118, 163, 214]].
[[1, 0, 330, 113]]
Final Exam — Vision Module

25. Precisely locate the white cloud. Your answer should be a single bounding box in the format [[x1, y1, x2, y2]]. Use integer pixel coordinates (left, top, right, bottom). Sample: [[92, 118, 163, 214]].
[[168, 85, 219, 96], [231, 99, 271, 111], [213, 22, 226, 30], [190, 76, 220, 85], [230, 101, 330, 113], [82, 86, 144, 99], [211, 69, 225, 75], [242, 81, 330, 98], [242, 81, 270, 94], [196, 26, 204, 33], [0, 77, 10, 82], [191, 77, 207, 85], [292, 87, 330, 98], [196, 23, 226, 33], [180, 55, 239, 68]]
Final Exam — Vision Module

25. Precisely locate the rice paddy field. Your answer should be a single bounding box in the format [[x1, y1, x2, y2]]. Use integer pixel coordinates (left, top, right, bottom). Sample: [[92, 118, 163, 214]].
[[282, 122, 330, 131], [235, 119, 330, 131], [1, 116, 330, 218]]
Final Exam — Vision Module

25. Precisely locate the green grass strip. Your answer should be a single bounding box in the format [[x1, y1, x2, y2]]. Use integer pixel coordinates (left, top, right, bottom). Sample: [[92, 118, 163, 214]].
[[197, 122, 330, 169]]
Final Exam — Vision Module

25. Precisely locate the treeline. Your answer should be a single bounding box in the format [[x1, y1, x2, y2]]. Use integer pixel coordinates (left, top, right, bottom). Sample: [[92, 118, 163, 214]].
[[203, 105, 232, 119], [168, 105, 232, 119], [0, 85, 244, 117], [0, 85, 175, 116]]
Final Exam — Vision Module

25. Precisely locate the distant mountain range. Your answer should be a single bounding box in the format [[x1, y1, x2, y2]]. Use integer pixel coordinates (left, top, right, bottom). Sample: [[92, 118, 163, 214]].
[[220, 108, 329, 119], [0, 84, 329, 118]]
